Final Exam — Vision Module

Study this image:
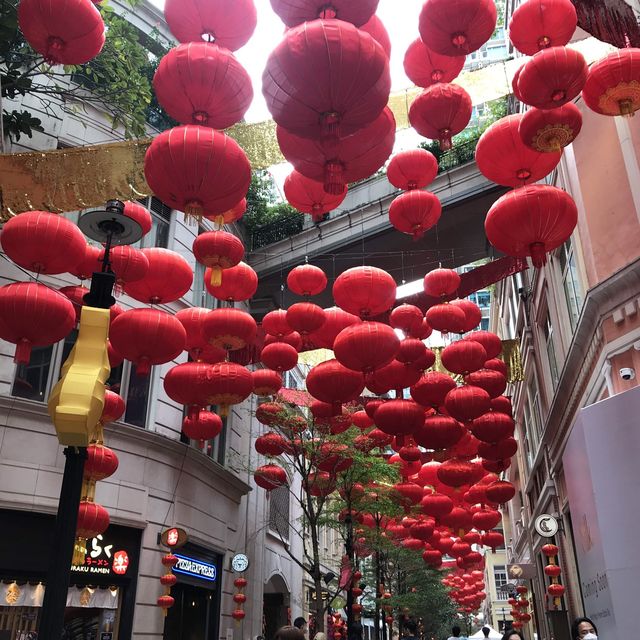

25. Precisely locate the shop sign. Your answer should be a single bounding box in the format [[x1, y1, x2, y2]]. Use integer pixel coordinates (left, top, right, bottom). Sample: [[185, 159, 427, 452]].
[[70, 534, 129, 577], [161, 527, 188, 549], [173, 554, 217, 582]]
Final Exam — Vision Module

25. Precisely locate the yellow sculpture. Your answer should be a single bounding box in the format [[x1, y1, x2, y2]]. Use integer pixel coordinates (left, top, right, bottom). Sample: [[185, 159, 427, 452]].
[[48, 305, 111, 446]]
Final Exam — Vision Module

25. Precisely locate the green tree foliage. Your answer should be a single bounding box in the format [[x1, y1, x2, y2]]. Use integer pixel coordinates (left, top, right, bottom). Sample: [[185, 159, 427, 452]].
[[243, 170, 298, 233], [0, 0, 173, 141]]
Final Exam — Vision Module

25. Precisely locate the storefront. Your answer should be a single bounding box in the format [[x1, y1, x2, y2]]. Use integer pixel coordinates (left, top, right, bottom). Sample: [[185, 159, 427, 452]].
[[0, 509, 141, 640], [163, 543, 222, 640]]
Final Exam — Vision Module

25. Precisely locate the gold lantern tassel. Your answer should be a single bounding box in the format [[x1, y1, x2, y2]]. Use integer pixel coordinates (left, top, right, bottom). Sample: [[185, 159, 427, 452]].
[[210, 266, 223, 287], [73, 537, 88, 566]]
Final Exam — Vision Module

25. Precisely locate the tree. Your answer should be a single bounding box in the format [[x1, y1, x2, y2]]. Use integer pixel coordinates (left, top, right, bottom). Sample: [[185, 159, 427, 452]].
[[243, 170, 299, 234], [0, 0, 173, 142]]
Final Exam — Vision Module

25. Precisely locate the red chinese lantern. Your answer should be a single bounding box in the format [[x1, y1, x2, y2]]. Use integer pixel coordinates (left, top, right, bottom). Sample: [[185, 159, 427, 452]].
[[374, 399, 425, 437], [542, 543, 559, 557], [333, 266, 396, 319], [426, 303, 466, 334], [450, 299, 482, 333], [233, 593, 247, 604], [144, 125, 251, 219], [409, 84, 472, 150], [122, 201, 152, 235], [387, 149, 439, 190], [463, 330, 502, 360], [475, 115, 562, 187], [0, 283, 75, 364], [277, 108, 396, 195], [418, 0, 497, 56], [269, 0, 378, 27], [202, 308, 257, 351], [472, 507, 501, 531], [1, 211, 86, 274], [517, 47, 588, 109], [478, 436, 518, 460], [72, 244, 102, 280], [361, 14, 391, 57], [284, 171, 347, 222], [84, 444, 118, 482], [207, 362, 254, 414], [582, 48, 640, 117], [100, 390, 125, 426], [445, 385, 491, 422], [287, 264, 328, 296], [421, 490, 454, 518], [164, 0, 256, 50], [256, 402, 286, 426], [205, 198, 247, 227], [404, 38, 465, 88], [309, 306, 361, 349], [437, 457, 476, 488], [484, 480, 516, 504], [160, 574, 177, 588], [193, 231, 244, 287], [157, 594, 175, 616], [263, 310, 293, 338], [411, 371, 457, 408], [423, 268, 460, 298], [465, 369, 507, 398], [306, 359, 365, 414], [389, 190, 442, 240], [76, 500, 109, 542], [367, 360, 422, 395], [254, 463, 287, 490], [176, 308, 224, 363], [545, 564, 562, 577], [414, 414, 464, 450], [252, 370, 283, 396], [263, 19, 390, 139], [164, 361, 219, 415], [482, 530, 504, 551], [397, 338, 431, 367], [153, 43, 252, 128], [182, 410, 223, 446], [519, 103, 583, 153], [441, 340, 488, 375], [18, 0, 105, 64], [508, 0, 577, 55], [334, 322, 400, 373], [286, 302, 326, 335], [123, 248, 193, 304], [512, 63, 527, 103], [485, 185, 578, 268], [205, 262, 258, 302], [261, 342, 299, 372], [255, 432, 289, 456], [389, 304, 423, 334], [547, 583, 565, 597], [109, 309, 186, 375]]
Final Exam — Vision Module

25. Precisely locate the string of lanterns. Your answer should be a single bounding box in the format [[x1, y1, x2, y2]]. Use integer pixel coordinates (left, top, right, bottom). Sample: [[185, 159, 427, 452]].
[[542, 543, 566, 608]]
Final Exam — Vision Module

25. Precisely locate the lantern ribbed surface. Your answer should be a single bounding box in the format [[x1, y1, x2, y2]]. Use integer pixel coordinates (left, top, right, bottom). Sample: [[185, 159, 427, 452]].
[[389, 190, 442, 239], [387, 149, 439, 190], [333, 266, 396, 318], [284, 171, 347, 221], [403, 38, 465, 88], [205, 262, 258, 302], [269, 0, 379, 27]]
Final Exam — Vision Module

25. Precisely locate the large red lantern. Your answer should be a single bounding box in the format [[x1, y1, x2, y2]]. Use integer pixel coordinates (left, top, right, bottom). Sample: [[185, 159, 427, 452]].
[[463, 330, 503, 360], [104, 246, 149, 291], [333, 322, 400, 373], [418, 0, 497, 56], [465, 369, 507, 398], [123, 201, 152, 236], [1, 211, 86, 275], [261, 343, 299, 372], [441, 340, 488, 375], [252, 370, 283, 396], [163, 362, 218, 416], [306, 359, 365, 414], [485, 185, 578, 268], [389, 190, 442, 240], [437, 457, 476, 488], [286, 302, 326, 335], [411, 371, 457, 408], [153, 43, 252, 129], [85, 444, 119, 481], [361, 14, 391, 57], [284, 171, 346, 222], [450, 299, 482, 333], [484, 480, 516, 504], [0, 283, 75, 364], [409, 84, 472, 150], [263, 19, 390, 139], [269, 0, 378, 27], [72, 244, 102, 280], [333, 266, 396, 319], [207, 362, 254, 414], [426, 303, 466, 334], [374, 399, 424, 437], [287, 264, 328, 296], [582, 48, 640, 117], [144, 125, 251, 218], [519, 103, 583, 153], [205, 262, 258, 302], [423, 268, 460, 299], [255, 432, 289, 456], [277, 108, 396, 195], [508, 0, 577, 55], [445, 385, 491, 422], [367, 359, 422, 394], [193, 231, 244, 287], [254, 464, 288, 490], [470, 412, 514, 443], [386, 149, 439, 190], [421, 490, 454, 518], [109, 309, 186, 375], [176, 307, 225, 363], [309, 306, 361, 348], [123, 248, 193, 304], [262, 310, 292, 338], [202, 308, 257, 351], [101, 390, 125, 426], [414, 414, 464, 450], [164, 0, 256, 50], [403, 38, 465, 88], [517, 47, 588, 109], [390, 305, 424, 334], [76, 500, 109, 540], [182, 411, 223, 445], [18, 0, 105, 64]]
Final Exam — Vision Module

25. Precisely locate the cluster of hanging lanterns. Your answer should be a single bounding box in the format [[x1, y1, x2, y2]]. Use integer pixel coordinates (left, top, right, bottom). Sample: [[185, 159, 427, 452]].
[[542, 543, 565, 608], [442, 570, 487, 614], [231, 577, 248, 622], [509, 585, 533, 630]]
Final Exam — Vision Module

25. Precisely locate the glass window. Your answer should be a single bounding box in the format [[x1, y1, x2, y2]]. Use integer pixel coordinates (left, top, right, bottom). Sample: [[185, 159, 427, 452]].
[[476, 290, 491, 307], [543, 313, 559, 387], [269, 483, 290, 541], [559, 240, 584, 331], [494, 565, 508, 600], [136, 196, 172, 248], [123, 367, 152, 427], [12, 344, 54, 401]]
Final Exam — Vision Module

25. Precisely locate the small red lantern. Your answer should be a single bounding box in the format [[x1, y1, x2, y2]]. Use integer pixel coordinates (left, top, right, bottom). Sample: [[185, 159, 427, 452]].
[[508, 0, 577, 55], [389, 190, 442, 239], [286, 302, 326, 335], [387, 148, 439, 190], [445, 385, 491, 422], [233, 593, 247, 604], [333, 266, 396, 319], [176, 307, 225, 363], [254, 463, 288, 490], [414, 414, 463, 450], [123, 201, 152, 236], [411, 371, 457, 408], [85, 444, 119, 482], [472, 508, 501, 531], [182, 411, 223, 446], [426, 303, 466, 333], [441, 340, 488, 375], [541, 543, 559, 556], [202, 308, 257, 351], [375, 399, 425, 437], [409, 83, 472, 150], [284, 171, 347, 222], [547, 583, 565, 597], [261, 343, 299, 372], [157, 594, 175, 615], [255, 432, 289, 456], [389, 304, 424, 334], [421, 491, 454, 518], [450, 299, 482, 333], [424, 268, 460, 298], [306, 359, 365, 414], [234, 577, 248, 589], [206, 363, 254, 414], [484, 480, 516, 504], [482, 530, 504, 551], [334, 321, 400, 373], [193, 231, 245, 287], [418, 0, 497, 56], [160, 573, 178, 588], [100, 390, 126, 427], [252, 370, 283, 396], [470, 411, 514, 443], [76, 501, 109, 542], [205, 262, 258, 302], [104, 246, 149, 291], [404, 38, 465, 88], [465, 369, 507, 398], [582, 48, 640, 117], [18, 0, 105, 64], [545, 564, 562, 577], [287, 264, 328, 296], [519, 103, 583, 153]]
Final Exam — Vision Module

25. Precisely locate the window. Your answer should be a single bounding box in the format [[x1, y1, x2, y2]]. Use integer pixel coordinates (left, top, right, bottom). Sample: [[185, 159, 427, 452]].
[[494, 565, 508, 600], [543, 313, 559, 387], [559, 240, 584, 331], [123, 367, 152, 427], [269, 483, 290, 542], [12, 344, 54, 401], [136, 196, 172, 248]]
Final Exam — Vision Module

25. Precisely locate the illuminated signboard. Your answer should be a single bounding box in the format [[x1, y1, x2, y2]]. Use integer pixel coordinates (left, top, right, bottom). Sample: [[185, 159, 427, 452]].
[[173, 554, 217, 582], [70, 534, 129, 577]]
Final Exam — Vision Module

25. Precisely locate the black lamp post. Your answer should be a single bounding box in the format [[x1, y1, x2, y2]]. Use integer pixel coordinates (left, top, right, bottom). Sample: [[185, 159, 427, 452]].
[[37, 201, 141, 639]]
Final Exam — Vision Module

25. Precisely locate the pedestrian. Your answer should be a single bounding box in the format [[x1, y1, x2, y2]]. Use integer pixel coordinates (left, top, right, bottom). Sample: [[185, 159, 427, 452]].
[[275, 626, 306, 640], [313, 633, 327, 640], [402, 620, 418, 639], [294, 617, 308, 638], [447, 625, 463, 640], [571, 616, 598, 640], [500, 631, 523, 640], [482, 628, 490, 639]]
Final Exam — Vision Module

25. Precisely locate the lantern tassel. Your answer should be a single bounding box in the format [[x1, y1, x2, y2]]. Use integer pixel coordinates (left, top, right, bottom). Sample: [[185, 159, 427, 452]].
[[324, 161, 345, 196], [14, 339, 32, 365], [210, 266, 223, 287], [72, 537, 88, 566], [529, 242, 547, 268], [136, 357, 151, 376], [184, 201, 203, 226]]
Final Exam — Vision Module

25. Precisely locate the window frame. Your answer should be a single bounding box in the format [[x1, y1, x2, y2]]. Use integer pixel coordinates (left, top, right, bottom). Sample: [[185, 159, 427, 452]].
[[268, 482, 291, 543]]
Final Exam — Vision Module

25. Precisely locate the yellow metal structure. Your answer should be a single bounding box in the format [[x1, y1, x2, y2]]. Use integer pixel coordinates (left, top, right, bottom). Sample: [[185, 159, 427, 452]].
[[48, 306, 111, 446]]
